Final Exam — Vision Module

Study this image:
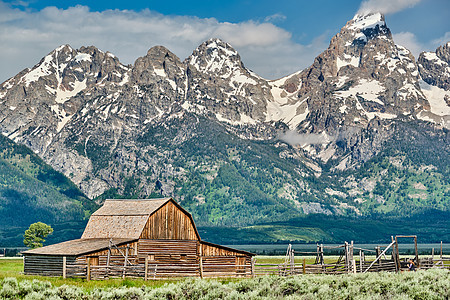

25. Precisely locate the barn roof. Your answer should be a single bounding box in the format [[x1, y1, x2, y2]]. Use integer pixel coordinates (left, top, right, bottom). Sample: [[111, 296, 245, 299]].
[[21, 238, 136, 256], [81, 198, 201, 240], [91, 198, 171, 216], [81, 198, 172, 239]]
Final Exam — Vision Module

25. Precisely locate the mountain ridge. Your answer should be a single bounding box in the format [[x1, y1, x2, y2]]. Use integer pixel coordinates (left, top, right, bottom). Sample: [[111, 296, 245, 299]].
[[0, 12, 448, 237]]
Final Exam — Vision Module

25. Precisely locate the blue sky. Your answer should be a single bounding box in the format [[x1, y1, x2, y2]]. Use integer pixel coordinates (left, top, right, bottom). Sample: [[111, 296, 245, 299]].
[[0, 0, 449, 82]]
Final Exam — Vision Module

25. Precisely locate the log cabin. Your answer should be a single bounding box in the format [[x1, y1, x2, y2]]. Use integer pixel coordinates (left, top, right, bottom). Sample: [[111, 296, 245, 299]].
[[22, 198, 254, 279]]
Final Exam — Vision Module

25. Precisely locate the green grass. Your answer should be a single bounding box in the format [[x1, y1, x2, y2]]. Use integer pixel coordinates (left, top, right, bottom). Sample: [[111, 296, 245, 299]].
[[0, 258, 174, 291], [1, 258, 450, 299]]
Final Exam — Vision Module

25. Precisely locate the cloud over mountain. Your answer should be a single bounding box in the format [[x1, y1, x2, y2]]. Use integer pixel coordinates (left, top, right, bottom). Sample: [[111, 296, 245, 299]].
[[357, 0, 422, 15], [0, 1, 324, 82]]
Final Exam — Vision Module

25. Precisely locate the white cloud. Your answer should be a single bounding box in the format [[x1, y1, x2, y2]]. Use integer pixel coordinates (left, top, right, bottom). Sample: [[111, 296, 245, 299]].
[[432, 32, 450, 49], [278, 130, 335, 146], [0, 2, 326, 83], [393, 31, 450, 58], [393, 32, 424, 58], [264, 13, 287, 22], [357, 0, 422, 15], [212, 21, 291, 47]]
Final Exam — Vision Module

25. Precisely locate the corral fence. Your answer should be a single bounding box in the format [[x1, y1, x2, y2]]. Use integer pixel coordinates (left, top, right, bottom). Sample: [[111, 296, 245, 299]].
[[64, 236, 449, 280], [65, 256, 253, 280], [254, 236, 450, 276]]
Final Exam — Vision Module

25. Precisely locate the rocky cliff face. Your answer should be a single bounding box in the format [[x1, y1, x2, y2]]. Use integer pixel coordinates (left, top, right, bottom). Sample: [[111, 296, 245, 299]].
[[418, 42, 450, 91], [0, 13, 449, 223], [416, 43, 450, 129], [286, 13, 434, 167]]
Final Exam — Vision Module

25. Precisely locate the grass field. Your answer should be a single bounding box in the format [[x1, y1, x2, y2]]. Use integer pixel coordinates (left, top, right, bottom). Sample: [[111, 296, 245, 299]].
[[1, 258, 450, 299], [0, 258, 175, 291]]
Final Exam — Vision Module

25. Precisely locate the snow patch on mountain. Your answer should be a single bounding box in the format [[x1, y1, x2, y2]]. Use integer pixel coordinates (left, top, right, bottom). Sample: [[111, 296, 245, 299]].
[[419, 80, 450, 116], [216, 112, 257, 126], [74, 53, 92, 63], [423, 52, 446, 65], [337, 54, 360, 71], [335, 79, 385, 105], [50, 104, 73, 132], [21, 55, 54, 87], [46, 78, 87, 104]]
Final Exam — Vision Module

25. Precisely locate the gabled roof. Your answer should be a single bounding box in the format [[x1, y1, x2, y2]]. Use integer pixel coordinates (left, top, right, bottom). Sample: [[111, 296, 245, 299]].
[[81, 198, 172, 239], [81, 198, 201, 240], [91, 198, 171, 216], [22, 238, 136, 256]]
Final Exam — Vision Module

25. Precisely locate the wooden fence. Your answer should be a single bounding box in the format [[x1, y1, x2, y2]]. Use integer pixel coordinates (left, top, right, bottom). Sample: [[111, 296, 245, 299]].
[[65, 258, 253, 280], [63, 236, 449, 280]]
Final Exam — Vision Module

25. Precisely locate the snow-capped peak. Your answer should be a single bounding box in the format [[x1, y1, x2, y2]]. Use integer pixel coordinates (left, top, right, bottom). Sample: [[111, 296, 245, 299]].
[[54, 44, 73, 53], [188, 38, 243, 75], [349, 12, 385, 31], [204, 38, 238, 56], [344, 12, 390, 46]]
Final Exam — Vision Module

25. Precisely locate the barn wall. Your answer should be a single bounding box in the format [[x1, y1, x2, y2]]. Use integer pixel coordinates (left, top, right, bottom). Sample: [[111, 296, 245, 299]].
[[24, 255, 76, 276], [138, 239, 199, 256], [140, 201, 198, 240], [201, 243, 248, 256]]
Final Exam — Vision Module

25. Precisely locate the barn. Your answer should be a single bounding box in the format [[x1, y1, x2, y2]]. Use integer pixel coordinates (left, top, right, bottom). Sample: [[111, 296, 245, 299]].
[[22, 198, 254, 279]]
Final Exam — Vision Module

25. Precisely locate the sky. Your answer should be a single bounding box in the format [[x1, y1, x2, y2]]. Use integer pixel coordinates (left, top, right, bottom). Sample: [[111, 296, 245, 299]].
[[0, 0, 449, 83]]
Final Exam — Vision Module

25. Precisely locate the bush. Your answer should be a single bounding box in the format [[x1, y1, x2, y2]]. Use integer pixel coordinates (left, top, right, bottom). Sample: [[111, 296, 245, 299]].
[[1, 269, 450, 299], [1, 277, 19, 298]]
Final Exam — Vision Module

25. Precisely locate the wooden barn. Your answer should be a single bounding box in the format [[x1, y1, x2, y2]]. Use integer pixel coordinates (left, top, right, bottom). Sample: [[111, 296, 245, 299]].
[[22, 198, 254, 279]]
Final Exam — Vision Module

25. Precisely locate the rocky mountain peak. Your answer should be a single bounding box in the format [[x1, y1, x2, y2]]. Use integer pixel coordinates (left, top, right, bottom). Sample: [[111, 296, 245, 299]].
[[0, 44, 130, 158], [131, 45, 184, 86], [418, 42, 450, 91], [187, 38, 243, 76], [416, 42, 450, 128], [345, 13, 390, 45], [296, 10, 426, 130]]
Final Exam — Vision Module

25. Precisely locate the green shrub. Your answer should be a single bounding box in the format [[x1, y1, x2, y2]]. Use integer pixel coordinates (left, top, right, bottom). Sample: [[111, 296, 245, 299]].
[[1, 277, 19, 298], [1, 269, 450, 299]]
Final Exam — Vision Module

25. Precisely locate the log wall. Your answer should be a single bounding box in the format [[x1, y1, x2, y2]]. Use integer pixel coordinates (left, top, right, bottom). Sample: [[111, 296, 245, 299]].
[[24, 255, 76, 276], [201, 242, 248, 256], [140, 202, 198, 240]]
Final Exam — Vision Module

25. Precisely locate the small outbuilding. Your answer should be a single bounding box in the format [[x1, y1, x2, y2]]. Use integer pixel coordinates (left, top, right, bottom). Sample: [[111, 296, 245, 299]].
[[22, 198, 254, 279]]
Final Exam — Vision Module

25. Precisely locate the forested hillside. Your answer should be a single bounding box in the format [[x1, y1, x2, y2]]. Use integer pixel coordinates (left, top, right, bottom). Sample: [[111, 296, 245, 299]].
[[0, 134, 96, 246]]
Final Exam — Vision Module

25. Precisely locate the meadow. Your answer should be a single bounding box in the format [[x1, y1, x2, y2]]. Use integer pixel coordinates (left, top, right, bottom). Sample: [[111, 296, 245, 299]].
[[1, 258, 449, 299]]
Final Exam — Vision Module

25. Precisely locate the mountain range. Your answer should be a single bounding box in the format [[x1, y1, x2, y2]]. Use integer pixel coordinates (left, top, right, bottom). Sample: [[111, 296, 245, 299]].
[[0, 12, 449, 245]]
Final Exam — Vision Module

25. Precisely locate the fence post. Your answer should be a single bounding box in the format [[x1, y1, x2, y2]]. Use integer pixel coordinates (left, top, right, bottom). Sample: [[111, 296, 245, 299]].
[[350, 241, 354, 273], [290, 248, 295, 275], [199, 257, 204, 279], [144, 256, 149, 281], [62, 256, 67, 279], [123, 244, 129, 279], [414, 236, 419, 268], [320, 244, 324, 265], [106, 240, 111, 279], [344, 242, 350, 273], [302, 258, 306, 274], [359, 250, 363, 273], [394, 236, 401, 272], [87, 257, 91, 281], [251, 257, 255, 278]]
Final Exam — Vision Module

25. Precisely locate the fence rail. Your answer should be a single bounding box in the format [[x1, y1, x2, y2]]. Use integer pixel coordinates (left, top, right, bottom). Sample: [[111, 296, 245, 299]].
[[63, 237, 449, 280]]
